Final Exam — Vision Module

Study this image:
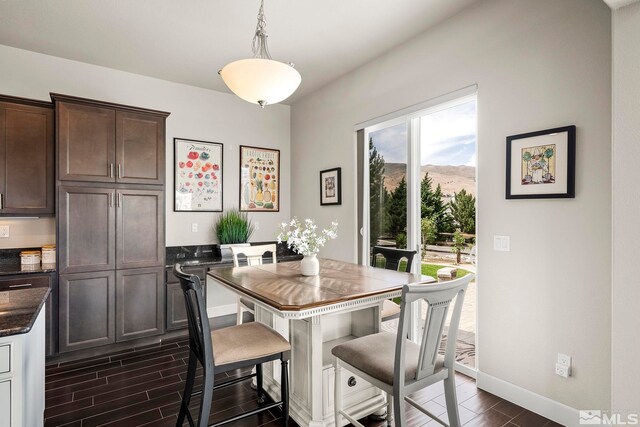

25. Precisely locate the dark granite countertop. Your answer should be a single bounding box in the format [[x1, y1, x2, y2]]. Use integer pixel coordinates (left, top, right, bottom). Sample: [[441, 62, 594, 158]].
[[165, 242, 302, 268], [0, 286, 50, 337], [0, 264, 57, 276]]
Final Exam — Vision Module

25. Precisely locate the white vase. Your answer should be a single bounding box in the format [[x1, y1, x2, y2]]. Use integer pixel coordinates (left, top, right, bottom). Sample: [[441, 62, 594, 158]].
[[300, 254, 320, 276]]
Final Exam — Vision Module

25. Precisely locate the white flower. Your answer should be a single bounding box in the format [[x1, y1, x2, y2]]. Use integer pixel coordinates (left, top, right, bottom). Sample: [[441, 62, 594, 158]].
[[276, 218, 338, 256]]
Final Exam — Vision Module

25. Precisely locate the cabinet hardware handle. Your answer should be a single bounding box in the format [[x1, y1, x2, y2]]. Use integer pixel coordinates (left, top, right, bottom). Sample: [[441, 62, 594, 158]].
[[347, 376, 357, 387], [118, 164, 122, 179], [109, 163, 114, 178], [117, 192, 122, 208], [9, 283, 32, 288], [0, 193, 3, 209], [109, 193, 114, 208]]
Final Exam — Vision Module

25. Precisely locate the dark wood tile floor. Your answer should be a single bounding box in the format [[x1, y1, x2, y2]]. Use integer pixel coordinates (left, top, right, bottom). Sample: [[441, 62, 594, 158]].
[[45, 316, 561, 427]]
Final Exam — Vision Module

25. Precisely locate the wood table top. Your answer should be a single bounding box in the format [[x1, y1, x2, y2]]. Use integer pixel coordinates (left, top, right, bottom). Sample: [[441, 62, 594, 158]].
[[207, 258, 432, 312]]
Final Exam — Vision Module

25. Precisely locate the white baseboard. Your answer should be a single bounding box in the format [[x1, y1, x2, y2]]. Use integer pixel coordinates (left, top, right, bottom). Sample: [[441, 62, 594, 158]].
[[207, 303, 237, 319], [476, 371, 580, 427]]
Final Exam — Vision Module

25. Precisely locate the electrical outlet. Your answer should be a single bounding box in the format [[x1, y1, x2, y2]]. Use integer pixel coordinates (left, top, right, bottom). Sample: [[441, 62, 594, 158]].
[[254, 221, 260, 230], [191, 223, 198, 233], [557, 353, 571, 367], [555, 363, 570, 378], [0, 225, 9, 238]]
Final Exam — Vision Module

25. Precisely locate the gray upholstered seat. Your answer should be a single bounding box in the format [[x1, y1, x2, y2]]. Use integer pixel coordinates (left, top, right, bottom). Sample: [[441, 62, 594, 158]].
[[212, 322, 290, 366], [332, 331, 444, 385]]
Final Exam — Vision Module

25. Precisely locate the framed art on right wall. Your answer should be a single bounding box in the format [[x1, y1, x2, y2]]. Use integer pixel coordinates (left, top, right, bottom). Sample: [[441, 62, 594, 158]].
[[506, 125, 576, 199]]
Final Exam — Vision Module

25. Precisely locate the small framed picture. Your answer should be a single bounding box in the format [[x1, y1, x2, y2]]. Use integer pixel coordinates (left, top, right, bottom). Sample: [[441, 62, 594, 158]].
[[320, 167, 342, 206], [239, 145, 280, 212], [174, 138, 223, 212], [506, 125, 576, 199]]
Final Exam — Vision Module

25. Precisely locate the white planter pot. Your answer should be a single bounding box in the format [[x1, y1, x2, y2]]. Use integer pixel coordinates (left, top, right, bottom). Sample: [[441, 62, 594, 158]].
[[300, 254, 320, 276], [220, 242, 251, 259]]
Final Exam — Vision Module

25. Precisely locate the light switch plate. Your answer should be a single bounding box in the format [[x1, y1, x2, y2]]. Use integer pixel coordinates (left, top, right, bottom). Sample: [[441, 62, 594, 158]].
[[493, 235, 510, 251], [0, 226, 9, 238]]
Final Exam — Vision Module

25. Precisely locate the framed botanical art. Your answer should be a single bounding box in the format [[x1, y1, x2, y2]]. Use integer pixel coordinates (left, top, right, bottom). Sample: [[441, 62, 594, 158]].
[[506, 125, 576, 199], [320, 167, 342, 206], [174, 138, 223, 212], [239, 145, 280, 212]]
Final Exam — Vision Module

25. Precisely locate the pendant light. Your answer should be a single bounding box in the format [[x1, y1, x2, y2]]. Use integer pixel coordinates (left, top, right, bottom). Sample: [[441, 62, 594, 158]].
[[219, 0, 301, 108]]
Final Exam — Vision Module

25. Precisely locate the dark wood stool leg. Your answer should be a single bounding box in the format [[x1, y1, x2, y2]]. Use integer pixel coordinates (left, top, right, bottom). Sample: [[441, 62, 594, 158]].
[[256, 364, 266, 404], [177, 352, 198, 426], [198, 367, 214, 427], [280, 359, 289, 427]]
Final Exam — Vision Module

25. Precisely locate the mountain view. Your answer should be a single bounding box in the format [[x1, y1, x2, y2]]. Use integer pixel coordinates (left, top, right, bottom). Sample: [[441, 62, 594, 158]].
[[383, 163, 476, 200]]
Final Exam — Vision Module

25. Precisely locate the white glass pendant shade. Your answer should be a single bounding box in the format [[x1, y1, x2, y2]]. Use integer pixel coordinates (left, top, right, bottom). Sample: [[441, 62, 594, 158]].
[[220, 58, 301, 107]]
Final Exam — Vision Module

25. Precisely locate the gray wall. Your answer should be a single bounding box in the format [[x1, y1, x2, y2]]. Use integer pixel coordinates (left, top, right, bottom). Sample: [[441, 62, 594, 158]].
[[612, 0, 640, 413], [291, 0, 611, 414], [0, 44, 291, 249]]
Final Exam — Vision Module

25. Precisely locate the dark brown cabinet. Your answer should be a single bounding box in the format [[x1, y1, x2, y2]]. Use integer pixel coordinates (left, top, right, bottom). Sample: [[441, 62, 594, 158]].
[[165, 266, 207, 331], [57, 101, 115, 182], [116, 111, 165, 185], [54, 94, 169, 357], [58, 271, 116, 353], [116, 267, 164, 341], [58, 186, 116, 274], [116, 189, 164, 269], [54, 94, 167, 185], [0, 96, 54, 216]]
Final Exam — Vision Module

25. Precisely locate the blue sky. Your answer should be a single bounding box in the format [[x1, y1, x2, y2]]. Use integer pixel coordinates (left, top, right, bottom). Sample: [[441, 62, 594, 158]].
[[370, 100, 477, 166]]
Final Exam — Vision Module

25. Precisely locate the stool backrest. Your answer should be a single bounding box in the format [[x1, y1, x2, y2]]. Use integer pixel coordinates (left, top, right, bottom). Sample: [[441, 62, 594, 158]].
[[231, 244, 277, 267], [371, 246, 416, 272], [395, 274, 474, 384], [173, 264, 214, 369]]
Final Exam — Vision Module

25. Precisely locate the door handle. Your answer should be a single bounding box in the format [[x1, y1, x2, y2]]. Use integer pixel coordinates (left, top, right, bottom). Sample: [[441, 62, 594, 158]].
[[109, 163, 114, 179], [117, 192, 122, 208], [118, 164, 122, 179], [109, 193, 114, 208]]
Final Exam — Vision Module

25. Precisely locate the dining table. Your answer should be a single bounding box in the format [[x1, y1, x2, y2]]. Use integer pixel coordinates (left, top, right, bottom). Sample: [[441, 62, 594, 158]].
[[207, 257, 435, 427]]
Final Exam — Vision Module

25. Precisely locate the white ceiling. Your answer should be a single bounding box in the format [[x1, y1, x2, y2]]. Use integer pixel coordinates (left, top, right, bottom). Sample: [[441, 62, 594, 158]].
[[603, 0, 639, 9], [0, 0, 476, 103]]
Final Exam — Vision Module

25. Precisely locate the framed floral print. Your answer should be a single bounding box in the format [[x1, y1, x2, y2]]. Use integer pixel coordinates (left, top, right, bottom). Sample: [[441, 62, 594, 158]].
[[239, 145, 280, 212], [506, 125, 576, 199], [174, 138, 223, 211]]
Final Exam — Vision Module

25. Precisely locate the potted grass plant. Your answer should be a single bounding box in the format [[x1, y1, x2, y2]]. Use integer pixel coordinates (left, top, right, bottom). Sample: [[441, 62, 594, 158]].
[[214, 209, 255, 259]]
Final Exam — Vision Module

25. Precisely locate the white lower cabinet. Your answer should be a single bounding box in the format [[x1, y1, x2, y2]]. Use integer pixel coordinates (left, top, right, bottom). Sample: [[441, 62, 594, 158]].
[[0, 379, 11, 427], [0, 308, 45, 427]]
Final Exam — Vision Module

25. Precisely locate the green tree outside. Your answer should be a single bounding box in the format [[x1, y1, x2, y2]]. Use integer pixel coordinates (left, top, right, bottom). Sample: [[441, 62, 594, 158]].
[[449, 188, 476, 234], [369, 138, 388, 246]]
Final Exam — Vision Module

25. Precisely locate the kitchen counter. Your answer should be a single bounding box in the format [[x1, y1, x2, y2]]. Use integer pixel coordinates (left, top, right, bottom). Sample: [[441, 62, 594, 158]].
[[0, 286, 50, 337], [165, 242, 303, 268], [0, 264, 56, 276]]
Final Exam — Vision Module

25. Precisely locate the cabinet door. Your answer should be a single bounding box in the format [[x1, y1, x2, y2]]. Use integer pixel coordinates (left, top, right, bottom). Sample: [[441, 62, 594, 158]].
[[59, 271, 115, 353], [58, 102, 115, 182], [58, 186, 116, 273], [116, 189, 164, 269], [116, 267, 164, 341], [165, 267, 206, 331], [115, 111, 165, 184], [0, 379, 10, 427], [0, 101, 54, 215]]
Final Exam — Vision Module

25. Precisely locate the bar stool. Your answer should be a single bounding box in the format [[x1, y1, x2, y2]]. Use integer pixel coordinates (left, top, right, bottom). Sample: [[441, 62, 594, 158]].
[[371, 246, 417, 321], [173, 263, 291, 427], [332, 274, 474, 427], [231, 244, 277, 325]]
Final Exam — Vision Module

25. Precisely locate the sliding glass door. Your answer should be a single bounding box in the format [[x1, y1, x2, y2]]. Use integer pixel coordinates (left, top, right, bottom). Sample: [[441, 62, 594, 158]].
[[360, 92, 477, 373]]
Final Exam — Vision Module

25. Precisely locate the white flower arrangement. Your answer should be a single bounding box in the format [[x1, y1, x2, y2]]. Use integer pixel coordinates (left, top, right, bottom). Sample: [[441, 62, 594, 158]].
[[277, 218, 338, 256]]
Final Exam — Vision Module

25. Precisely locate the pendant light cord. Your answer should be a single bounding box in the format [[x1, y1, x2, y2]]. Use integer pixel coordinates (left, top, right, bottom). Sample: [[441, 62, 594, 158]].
[[252, 0, 272, 60]]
